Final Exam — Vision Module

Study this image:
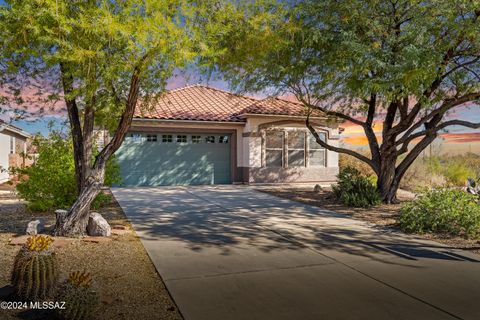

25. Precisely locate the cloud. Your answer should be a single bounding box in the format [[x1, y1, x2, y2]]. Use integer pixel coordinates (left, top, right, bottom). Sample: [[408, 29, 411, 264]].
[[440, 132, 480, 144]]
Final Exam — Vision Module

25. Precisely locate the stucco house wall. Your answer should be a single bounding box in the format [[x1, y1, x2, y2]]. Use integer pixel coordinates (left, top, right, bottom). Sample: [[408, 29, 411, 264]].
[[0, 133, 10, 182], [126, 115, 340, 185], [0, 123, 31, 183], [236, 116, 339, 184], [112, 85, 343, 187]]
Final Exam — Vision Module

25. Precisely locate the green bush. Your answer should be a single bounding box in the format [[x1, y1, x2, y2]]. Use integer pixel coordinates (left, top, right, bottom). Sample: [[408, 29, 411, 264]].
[[442, 161, 476, 186], [332, 166, 381, 208], [15, 132, 121, 212], [399, 188, 480, 239]]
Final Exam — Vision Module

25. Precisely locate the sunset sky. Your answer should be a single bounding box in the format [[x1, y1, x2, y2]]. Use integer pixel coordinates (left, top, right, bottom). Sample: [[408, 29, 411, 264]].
[[6, 71, 480, 155], [340, 105, 480, 154]]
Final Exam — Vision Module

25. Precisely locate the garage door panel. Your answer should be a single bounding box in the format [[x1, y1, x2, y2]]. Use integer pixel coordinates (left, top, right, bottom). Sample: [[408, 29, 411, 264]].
[[116, 133, 231, 186]]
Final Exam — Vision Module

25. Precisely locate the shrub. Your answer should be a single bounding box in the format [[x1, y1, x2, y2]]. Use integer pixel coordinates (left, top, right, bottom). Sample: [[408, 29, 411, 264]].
[[399, 188, 480, 238], [15, 132, 121, 212], [442, 160, 476, 186], [333, 166, 381, 208], [339, 153, 375, 176]]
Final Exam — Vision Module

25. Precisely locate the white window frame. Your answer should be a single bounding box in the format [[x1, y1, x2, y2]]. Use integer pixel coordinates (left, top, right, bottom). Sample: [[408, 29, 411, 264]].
[[146, 134, 157, 142], [264, 130, 284, 167], [162, 134, 173, 143], [286, 130, 306, 168], [191, 135, 202, 143], [262, 128, 328, 168], [10, 136, 15, 154], [307, 131, 327, 167], [176, 135, 187, 143]]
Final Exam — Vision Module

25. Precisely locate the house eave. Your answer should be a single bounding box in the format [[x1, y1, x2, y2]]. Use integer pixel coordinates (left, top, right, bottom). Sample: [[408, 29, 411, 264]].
[[239, 113, 328, 121], [0, 124, 31, 138], [131, 118, 246, 126]]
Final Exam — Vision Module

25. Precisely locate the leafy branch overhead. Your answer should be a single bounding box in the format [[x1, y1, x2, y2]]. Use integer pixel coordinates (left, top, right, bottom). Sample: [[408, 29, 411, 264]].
[[204, 0, 480, 203], [0, 0, 208, 236]]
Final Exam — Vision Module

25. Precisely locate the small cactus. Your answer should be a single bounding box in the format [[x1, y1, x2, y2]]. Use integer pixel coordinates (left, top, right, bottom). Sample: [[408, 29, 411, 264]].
[[11, 235, 57, 301], [55, 271, 99, 320]]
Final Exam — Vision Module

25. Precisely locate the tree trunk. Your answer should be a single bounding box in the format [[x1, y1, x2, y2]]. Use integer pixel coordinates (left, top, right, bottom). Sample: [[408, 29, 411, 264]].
[[55, 68, 141, 237], [54, 169, 104, 237], [378, 174, 401, 204], [377, 160, 399, 204]]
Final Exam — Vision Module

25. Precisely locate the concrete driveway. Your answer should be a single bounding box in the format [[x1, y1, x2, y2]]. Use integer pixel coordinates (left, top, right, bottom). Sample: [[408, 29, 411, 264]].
[[112, 186, 480, 320]]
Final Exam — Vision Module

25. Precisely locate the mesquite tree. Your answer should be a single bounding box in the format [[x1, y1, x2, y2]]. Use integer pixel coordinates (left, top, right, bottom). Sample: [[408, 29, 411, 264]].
[[205, 0, 480, 203], [0, 0, 201, 235]]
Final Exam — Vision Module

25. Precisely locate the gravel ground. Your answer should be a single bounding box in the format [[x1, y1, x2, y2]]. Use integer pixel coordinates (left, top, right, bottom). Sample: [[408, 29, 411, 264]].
[[0, 187, 182, 320], [259, 187, 480, 255]]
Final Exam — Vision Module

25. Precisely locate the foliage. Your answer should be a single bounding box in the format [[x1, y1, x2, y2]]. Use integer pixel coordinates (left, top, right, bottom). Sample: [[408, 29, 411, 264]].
[[15, 133, 77, 212], [400, 154, 480, 191], [55, 271, 99, 320], [15, 132, 121, 212], [11, 235, 57, 301], [333, 167, 381, 208], [0, 0, 199, 127], [339, 153, 375, 177], [202, 0, 480, 203], [399, 189, 480, 239], [91, 191, 113, 211], [0, 1, 210, 234]]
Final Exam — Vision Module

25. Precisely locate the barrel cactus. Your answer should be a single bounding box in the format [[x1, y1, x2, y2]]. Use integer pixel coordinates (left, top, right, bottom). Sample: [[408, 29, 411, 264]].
[[55, 271, 99, 320], [11, 235, 57, 301]]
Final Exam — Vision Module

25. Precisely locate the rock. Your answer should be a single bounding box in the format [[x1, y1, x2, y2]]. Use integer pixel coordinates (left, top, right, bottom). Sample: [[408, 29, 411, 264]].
[[52, 237, 75, 248], [9, 235, 29, 245], [26, 219, 44, 235], [82, 236, 112, 243], [313, 184, 323, 193], [111, 228, 131, 236], [112, 224, 128, 230], [87, 212, 111, 237]]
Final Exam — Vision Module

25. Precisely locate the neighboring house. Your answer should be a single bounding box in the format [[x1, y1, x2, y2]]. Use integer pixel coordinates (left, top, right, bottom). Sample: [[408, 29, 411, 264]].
[[0, 120, 32, 183], [115, 85, 342, 186]]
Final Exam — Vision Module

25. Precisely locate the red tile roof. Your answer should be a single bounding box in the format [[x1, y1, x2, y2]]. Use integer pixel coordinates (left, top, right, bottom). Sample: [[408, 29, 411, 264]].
[[134, 85, 323, 122], [237, 98, 315, 117]]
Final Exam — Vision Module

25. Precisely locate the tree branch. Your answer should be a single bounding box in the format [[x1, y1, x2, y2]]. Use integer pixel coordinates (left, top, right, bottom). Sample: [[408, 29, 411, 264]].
[[296, 95, 366, 127], [436, 119, 480, 131], [60, 62, 85, 193], [306, 117, 379, 175], [397, 91, 480, 146]]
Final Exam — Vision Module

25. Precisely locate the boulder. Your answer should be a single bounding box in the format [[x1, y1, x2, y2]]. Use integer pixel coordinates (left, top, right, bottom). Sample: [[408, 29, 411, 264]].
[[313, 184, 323, 193], [26, 219, 44, 235], [87, 212, 111, 237]]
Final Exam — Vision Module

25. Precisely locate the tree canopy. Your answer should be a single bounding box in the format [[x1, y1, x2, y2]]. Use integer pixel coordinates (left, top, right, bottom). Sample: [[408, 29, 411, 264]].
[[204, 0, 480, 202], [0, 0, 206, 235]]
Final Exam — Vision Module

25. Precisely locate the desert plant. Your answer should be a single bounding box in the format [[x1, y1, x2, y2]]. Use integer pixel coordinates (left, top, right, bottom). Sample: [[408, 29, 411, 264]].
[[399, 188, 480, 238], [442, 161, 476, 186], [339, 153, 375, 177], [333, 167, 381, 208], [15, 131, 121, 212], [11, 235, 57, 301], [55, 271, 99, 320]]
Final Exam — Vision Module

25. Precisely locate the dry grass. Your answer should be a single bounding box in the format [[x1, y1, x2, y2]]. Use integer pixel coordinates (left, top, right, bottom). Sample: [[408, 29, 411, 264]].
[[0, 189, 182, 320], [260, 187, 480, 255]]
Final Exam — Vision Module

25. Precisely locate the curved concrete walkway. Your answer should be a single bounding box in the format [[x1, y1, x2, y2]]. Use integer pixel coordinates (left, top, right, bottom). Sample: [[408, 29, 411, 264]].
[[112, 186, 480, 320]]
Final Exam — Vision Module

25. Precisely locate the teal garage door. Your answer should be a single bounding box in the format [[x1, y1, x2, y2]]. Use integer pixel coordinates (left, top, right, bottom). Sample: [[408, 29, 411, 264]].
[[116, 132, 232, 186]]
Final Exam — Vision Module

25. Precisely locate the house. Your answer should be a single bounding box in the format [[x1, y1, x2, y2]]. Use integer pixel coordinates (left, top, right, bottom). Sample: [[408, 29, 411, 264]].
[[0, 120, 32, 183], [115, 85, 342, 186]]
